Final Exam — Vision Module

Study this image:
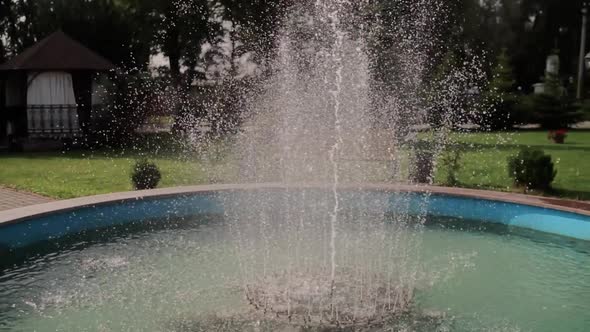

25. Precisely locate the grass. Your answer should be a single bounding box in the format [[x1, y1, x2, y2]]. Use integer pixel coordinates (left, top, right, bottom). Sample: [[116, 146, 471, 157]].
[[0, 150, 236, 199], [433, 130, 590, 200], [0, 130, 588, 200]]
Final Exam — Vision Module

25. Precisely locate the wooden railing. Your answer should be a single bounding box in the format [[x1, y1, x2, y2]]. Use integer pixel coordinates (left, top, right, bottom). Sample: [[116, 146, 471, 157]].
[[27, 105, 80, 136]]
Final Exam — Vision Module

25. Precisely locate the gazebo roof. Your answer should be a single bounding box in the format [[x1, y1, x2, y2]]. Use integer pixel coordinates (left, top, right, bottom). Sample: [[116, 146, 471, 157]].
[[0, 31, 115, 72]]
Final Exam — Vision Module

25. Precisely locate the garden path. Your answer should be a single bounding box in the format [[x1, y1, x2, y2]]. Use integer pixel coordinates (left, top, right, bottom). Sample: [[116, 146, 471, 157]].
[[0, 187, 53, 211]]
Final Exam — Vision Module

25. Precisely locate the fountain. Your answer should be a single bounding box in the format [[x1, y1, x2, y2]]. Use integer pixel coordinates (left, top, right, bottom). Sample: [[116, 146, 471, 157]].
[[0, 1, 589, 332], [225, 2, 411, 328], [227, 1, 471, 328]]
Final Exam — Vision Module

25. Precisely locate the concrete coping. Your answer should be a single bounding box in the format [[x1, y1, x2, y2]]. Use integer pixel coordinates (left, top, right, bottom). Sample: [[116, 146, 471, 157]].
[[0, 183, 589, 226]]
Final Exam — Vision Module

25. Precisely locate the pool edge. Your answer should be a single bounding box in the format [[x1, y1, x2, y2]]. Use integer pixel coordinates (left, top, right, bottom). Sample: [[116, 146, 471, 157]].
[[1, 184, 589, 227]]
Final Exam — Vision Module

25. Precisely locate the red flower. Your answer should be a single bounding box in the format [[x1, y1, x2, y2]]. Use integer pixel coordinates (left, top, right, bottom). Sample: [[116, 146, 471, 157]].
[[548, 129, 567, 143], [555, 129, 568, 136]]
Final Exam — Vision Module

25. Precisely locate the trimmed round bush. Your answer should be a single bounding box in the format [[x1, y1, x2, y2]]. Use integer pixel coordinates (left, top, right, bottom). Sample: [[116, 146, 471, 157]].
[[131, 159, 162, 190], [507, 148, 556, 190]]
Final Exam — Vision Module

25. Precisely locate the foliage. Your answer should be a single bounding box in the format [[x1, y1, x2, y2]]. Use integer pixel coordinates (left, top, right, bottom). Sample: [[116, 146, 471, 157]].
[[521, 94, 583, 129], [2, 0, 149, 67], [217, 0, 293, 63], [131, 159, 162, 190], [440, 148, 462, 186], [1, 0, 587, 93], [371, 0, 586, 93], [481, 49, 522, 130], [510, 0, 583, 92], [519, 73, 585, 129], [117, 0, 215, 89], [89, 72, 172, 148], [423, 50, 482, 130], [507, 147, 556, 190], [1, 0, 589, 145], [429, 131, 590, 199], [0, 0, 11, 62], [425, 51, 458, 128]]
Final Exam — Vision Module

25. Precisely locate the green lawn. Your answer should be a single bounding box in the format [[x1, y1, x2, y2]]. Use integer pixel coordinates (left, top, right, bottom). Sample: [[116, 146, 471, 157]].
[[0, 151, 236, 199], [433, 130, 590, 200], [0, 130, 588, 200]]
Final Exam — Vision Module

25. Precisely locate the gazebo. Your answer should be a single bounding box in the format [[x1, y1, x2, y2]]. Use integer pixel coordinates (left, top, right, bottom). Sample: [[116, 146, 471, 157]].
[[0, 31, 114, 148]]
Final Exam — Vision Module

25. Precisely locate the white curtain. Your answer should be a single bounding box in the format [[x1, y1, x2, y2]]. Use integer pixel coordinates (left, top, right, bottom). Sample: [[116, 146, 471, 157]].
[[26, 72, 79, 133], [27, 71, 77, 105]]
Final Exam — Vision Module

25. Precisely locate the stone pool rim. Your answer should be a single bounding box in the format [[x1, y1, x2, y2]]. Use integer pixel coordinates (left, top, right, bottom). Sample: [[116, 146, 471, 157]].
[[1, 183, 589, 227]]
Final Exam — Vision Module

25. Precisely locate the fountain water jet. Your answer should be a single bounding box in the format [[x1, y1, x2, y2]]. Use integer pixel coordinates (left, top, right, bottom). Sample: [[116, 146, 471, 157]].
[[221, 0, 488, 329]]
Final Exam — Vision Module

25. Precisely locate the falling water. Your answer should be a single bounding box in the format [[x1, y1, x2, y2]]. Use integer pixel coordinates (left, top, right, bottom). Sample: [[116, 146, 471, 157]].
[[225, 0, 487, 329], [321, 0, 346, 313]]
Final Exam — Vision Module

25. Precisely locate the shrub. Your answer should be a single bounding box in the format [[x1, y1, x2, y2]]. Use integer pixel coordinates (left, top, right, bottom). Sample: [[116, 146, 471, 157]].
[[519, 93, 583, 129], [507, 148, 556, 190], [131, 159, 162, 190], [518, 73, 584, 130], [440, 148, 462, 186]]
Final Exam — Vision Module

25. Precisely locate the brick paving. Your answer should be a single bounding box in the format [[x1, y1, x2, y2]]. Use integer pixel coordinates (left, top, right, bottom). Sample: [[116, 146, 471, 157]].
[[0, 187, 53, 211]]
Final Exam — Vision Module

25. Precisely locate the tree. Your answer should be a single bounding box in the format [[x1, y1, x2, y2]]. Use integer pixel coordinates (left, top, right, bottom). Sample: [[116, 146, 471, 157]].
[[521, 71, 584, 129], [217, 0, 293, 69], [481, 48, 522, 130], [425, 51, 460, 128], [0, 0, 10, 62], [2, 0, 149, 68], [90, 72, 172, 147], [119, 0, 214, 90], [509, 0, 584, 92], [424, 49, 484, 130]]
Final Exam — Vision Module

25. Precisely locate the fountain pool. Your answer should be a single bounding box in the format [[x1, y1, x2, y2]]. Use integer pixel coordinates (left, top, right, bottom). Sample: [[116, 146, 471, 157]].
[[0, 185, 589, 331]]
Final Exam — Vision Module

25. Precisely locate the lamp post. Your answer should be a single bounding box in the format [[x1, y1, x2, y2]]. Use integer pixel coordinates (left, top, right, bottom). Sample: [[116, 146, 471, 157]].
[[577, 2, 589, 100]]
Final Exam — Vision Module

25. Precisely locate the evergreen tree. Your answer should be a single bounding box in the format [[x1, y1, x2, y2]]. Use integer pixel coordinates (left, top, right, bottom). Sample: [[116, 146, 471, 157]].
[[522, 68, 584, 129], [426, 51, 460, 128], [481, 48, 521, 130], [425, 49, 480, 130]]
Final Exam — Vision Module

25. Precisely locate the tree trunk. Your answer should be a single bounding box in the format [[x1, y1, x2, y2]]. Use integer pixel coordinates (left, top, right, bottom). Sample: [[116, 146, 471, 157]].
[[163, 7, 182, 87], [167, 44, 181, 86]]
